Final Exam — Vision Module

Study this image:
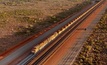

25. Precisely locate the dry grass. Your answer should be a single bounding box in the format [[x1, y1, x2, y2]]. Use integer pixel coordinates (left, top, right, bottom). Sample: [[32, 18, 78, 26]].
[[73, 9, 107, 65], [0, 0, 90, 53]]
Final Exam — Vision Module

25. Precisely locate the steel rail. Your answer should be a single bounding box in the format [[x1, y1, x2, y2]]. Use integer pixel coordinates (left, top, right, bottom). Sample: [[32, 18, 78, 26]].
[[25, 0, 105, 65], [16, 3, 96, 65], [0, 0, 105, 65]]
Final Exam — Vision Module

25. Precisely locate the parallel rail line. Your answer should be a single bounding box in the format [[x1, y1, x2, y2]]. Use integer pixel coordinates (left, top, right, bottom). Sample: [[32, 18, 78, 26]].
[[17, 0, 105, 65], [0, 0, 105, 65]]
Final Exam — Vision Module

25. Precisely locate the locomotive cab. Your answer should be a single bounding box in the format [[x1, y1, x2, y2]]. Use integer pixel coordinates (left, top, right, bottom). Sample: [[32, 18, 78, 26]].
[[31, 47, 38, 54]]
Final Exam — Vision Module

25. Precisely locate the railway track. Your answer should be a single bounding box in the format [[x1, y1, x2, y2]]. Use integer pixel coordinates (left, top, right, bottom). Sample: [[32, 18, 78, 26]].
[[57, 28, 91, 65], [0, 0, 105, 65], [58, 41, 84, 65], [16, 0, 105, 65]]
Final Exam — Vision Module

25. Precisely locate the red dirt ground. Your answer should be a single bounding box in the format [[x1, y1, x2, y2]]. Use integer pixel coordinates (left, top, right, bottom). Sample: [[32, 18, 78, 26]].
[[42, 1, 107, 65]]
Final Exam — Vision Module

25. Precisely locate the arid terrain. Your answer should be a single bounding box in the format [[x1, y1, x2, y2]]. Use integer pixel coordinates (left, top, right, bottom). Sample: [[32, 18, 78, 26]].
[[73, 9, 107, 65], [0, 0, 90, 53]]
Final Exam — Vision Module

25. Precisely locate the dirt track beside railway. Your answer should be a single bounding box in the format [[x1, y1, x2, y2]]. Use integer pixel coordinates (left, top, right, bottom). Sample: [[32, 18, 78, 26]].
[[42, 0, 107, 65]]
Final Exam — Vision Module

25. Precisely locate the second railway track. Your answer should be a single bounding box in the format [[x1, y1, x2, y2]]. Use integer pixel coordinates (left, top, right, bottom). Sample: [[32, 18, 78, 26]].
[[19, 0, 105, 65], [0, 0, 105, 65]]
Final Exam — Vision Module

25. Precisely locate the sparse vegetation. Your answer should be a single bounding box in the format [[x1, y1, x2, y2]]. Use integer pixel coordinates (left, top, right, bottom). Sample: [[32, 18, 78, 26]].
[[0, 0, 91, 53], [73, 9, 107, 65], [15, 1, 91, 35]]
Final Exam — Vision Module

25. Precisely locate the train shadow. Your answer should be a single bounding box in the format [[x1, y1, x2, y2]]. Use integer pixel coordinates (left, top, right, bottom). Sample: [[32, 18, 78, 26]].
[[0, 1, 92, 54]]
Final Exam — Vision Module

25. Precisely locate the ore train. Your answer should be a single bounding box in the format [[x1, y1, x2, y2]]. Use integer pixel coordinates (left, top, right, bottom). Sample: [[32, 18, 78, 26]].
[[31, 19, 75, 53], [31, 0, 103, 54]]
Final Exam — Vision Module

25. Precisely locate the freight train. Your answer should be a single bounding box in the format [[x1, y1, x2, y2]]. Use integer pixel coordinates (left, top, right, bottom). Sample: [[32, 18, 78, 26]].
[[31, 0, 103, 54], [31, 20, 75, 53]]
